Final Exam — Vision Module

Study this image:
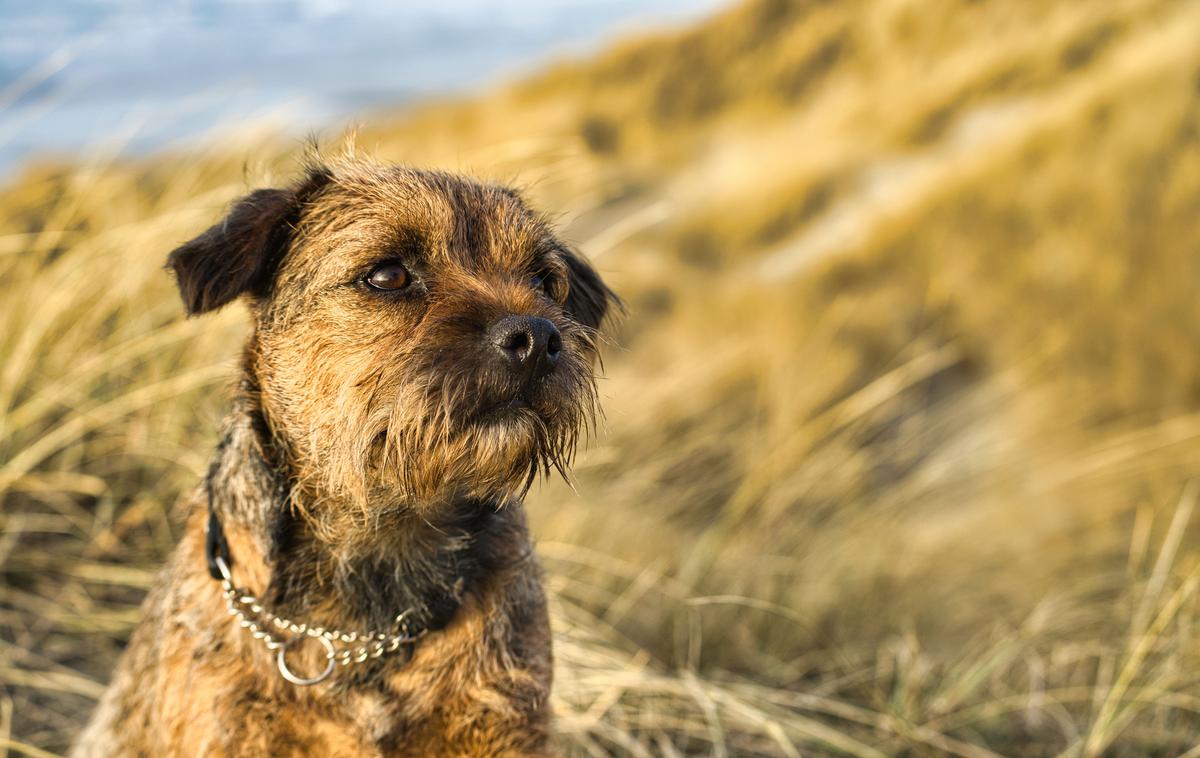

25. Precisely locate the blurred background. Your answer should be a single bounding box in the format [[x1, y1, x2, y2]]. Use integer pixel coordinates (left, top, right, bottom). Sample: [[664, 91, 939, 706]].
[[2, 0, 1200, 755]]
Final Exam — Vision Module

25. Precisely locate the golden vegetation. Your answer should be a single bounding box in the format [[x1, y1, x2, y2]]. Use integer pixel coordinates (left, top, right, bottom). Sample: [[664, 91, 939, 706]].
[[4, 0, 1200, 754]]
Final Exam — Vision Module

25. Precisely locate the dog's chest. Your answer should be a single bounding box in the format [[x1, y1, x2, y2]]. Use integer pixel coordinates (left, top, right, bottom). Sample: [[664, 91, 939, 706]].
[[277, 677, 536, 757]]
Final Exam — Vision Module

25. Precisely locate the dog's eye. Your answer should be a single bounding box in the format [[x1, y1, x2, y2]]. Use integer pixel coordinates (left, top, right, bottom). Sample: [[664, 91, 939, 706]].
[[531, 273, 552, 295], [531, 270, 567, 302], [365, 262, 411, 291]]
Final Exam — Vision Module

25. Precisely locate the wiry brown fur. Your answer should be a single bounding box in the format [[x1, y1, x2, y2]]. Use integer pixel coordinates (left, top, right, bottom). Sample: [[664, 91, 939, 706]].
[[73, 158, 617, 757]]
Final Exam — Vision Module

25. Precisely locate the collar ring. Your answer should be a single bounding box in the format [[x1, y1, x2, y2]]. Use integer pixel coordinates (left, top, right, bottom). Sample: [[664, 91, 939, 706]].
[[277, 634, 336, 686]]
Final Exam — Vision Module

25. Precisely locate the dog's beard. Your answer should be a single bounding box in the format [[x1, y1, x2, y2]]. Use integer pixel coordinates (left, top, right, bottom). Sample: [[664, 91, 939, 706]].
[[315, 349, 598, 510]]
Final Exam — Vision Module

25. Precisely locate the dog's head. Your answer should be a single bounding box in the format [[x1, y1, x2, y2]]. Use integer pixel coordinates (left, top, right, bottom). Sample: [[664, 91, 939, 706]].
[[169, 160, 616, 518]]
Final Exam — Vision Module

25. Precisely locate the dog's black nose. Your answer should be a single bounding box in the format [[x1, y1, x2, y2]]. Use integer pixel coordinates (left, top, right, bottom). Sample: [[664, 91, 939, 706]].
[[489, 315, 561, 381]]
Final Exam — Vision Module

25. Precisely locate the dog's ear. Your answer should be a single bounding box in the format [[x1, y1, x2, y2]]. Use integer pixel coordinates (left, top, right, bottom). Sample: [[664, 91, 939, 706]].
[[561, 249, 621, 330], [168, 168, 331, 316]]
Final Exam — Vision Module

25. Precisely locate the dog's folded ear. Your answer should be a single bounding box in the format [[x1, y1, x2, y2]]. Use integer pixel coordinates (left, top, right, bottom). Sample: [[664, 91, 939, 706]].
[[168, 168, 331, 316], [562, 249, 622, 331]]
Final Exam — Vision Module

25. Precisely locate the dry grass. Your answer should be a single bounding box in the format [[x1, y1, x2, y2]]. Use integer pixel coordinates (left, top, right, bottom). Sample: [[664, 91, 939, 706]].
[[4, 0, 1200, 754]]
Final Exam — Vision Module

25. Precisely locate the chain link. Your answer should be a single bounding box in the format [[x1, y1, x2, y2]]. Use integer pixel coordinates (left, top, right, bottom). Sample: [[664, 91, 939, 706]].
[[215, 556, 423, 675]]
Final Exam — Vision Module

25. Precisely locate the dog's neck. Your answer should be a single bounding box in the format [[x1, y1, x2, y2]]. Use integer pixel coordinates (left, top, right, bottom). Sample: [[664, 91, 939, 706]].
[[203, 385, 530, 637]]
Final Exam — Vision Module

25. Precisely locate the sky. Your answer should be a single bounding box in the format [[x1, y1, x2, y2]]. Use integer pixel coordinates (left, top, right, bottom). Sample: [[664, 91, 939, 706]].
[[0, 0, 727, 176]]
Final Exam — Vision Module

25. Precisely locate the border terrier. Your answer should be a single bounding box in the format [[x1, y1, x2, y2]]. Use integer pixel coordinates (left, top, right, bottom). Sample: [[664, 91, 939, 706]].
[[73, 158, 616, 756]]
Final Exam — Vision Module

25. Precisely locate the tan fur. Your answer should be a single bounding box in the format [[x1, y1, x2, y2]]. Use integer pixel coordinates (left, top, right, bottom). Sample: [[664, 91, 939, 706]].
[[73, 158, 615, 757]]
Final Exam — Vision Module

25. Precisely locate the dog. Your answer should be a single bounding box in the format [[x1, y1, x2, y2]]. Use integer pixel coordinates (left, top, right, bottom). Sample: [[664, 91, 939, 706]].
[[72, 158, 616, 756]]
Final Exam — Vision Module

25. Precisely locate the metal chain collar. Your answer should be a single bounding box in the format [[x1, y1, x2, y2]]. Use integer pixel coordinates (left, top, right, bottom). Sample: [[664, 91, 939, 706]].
[[214, 555, 424, 686]]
